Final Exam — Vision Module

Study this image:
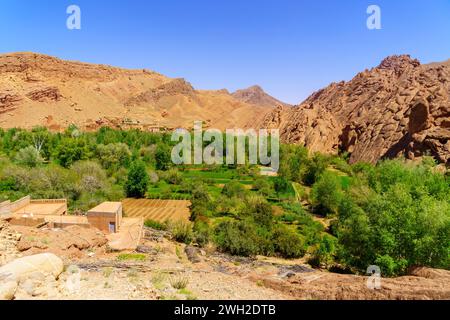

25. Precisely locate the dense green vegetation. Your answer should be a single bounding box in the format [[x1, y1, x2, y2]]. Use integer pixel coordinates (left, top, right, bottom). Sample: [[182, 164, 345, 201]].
[[0, 127, 448, 276], [278, 145, 450, 276]]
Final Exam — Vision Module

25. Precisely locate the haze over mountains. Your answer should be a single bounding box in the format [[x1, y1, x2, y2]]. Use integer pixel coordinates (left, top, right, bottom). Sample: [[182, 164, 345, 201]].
[[0, 52, 449, 164]]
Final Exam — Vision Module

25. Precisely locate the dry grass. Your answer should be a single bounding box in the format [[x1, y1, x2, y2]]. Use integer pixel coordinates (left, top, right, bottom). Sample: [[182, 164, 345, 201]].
[[170, 274, 189, 290]]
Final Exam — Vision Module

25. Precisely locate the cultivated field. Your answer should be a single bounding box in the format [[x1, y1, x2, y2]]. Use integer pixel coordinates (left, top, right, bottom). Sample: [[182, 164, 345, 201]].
[[122, 199, 191, 223]]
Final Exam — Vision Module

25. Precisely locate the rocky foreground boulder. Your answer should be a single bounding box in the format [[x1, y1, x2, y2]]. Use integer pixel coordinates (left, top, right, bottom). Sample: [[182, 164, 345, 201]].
[[0, 253, 63, 300], [259, 55, 450, 164]]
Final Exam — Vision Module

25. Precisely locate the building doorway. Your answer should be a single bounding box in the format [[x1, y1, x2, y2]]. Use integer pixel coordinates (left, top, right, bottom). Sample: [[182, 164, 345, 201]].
[[109, 222, 116, 233]]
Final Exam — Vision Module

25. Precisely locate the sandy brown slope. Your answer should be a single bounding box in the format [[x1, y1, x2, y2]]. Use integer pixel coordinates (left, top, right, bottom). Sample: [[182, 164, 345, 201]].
[[259, 55, 450, 164], [0, 52, 270, 131]]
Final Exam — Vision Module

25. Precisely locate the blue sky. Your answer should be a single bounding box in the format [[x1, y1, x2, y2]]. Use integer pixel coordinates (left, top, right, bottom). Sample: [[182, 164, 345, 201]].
[[1, 0, 449, 104]]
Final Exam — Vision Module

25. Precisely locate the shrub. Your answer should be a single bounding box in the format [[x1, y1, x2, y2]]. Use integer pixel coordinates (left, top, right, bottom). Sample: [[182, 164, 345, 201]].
[[117, 253, 147, 261], [215, 196, 244, 217], [253, 177, 272, 196], [308, 234, 337, 268], [161, 168, 183, 185], [271, 225, 306, 258], [214, 220, 260, 257], [0, 176, 15, 192], [273, 177, 289, 194], [145, 219, 167, 231], [168, 221, 193, 244], [111, 167, 129, 185], [148, 170, 159, 184], [222, 180, 246, 198], [279, 212, 298, 223], [244, 195, 273, 227], [193, 220, 211, 247]]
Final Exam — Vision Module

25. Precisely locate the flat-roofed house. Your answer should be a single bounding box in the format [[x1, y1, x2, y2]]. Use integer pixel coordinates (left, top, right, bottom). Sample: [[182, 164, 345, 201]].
[[1, 196, 68, 227], [1, 196, 67, 217], [87, 202, 123, 233]]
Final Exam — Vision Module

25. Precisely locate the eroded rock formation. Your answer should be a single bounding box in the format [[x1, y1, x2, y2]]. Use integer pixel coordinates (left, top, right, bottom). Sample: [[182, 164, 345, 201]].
[[259, 55, 450, 164]]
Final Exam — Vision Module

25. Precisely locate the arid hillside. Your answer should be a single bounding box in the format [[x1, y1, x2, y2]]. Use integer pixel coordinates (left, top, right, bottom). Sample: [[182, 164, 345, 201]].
[[260, 55, 450, 164], [0, 52, 272, 131]]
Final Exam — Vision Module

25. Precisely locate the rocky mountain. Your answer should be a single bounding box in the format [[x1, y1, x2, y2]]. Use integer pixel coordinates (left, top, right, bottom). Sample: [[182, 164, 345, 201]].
[[1, 52, 448, 165], [0, 52, 271, 131], [259, 55, 450, 164], [232, 85, 291, 108]]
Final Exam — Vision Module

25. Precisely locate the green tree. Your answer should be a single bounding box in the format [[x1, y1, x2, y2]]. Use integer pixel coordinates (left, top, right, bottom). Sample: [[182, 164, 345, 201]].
[[337, 180, 450, 276], [155, 143, 172, 171], [303, 153, 329, 186], [96, 143, 131, 170], [15, 146, 44, 167], [125, 160, 149, 198], [54, 138, 89, 168], [190, 182, 214, 221], [311, 171, 343, 216], [273, 176, 289, 194]]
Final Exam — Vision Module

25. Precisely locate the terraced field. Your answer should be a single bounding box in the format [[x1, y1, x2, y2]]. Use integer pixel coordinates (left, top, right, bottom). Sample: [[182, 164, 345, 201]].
[[122, 199, 191, 223]]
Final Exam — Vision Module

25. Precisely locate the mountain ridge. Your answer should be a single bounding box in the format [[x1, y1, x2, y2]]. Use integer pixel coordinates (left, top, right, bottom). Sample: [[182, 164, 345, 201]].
[[0, 52, 272, 131], [231, 85, 291, 108], [1, 52, 449, 164], [259, 54, 450, 164]]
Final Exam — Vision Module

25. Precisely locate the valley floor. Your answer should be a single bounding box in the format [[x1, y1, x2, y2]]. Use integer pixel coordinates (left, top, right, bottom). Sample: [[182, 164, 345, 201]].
[[1, 220, 449, 300]]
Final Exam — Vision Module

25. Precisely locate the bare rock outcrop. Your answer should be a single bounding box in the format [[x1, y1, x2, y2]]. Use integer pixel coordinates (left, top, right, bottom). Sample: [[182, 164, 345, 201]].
[[259, 55, 450, 164], [125, 78, 196, 106], [0, 93, 22, 114], [15, 225, 108, 259], [0, 220, 21, 266], [26, 86, 62, 102]]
